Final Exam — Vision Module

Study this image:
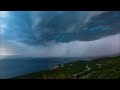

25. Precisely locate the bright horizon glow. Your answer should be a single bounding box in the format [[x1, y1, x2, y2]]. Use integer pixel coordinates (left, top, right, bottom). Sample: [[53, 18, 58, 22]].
[[0, 48, 13, 56]]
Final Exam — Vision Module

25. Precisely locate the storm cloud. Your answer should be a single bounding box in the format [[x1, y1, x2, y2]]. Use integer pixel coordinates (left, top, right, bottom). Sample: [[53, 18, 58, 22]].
[[0, 11, 120, 58]]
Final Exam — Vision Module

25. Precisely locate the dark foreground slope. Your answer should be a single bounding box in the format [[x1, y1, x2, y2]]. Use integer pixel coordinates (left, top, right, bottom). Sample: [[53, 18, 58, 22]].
[[13, 56, 120, 79]]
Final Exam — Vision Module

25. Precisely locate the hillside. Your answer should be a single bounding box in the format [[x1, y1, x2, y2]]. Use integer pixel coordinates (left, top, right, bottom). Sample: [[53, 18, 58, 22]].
[[13, 56, 120, 79]]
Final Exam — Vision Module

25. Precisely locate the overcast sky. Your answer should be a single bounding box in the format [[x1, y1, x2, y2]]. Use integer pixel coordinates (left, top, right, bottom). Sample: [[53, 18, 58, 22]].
[[0, 11, 120, 58]]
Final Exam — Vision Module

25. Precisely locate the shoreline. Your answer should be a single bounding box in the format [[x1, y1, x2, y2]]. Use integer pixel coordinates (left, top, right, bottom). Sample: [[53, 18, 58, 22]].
[[12, 56, 120, 79]]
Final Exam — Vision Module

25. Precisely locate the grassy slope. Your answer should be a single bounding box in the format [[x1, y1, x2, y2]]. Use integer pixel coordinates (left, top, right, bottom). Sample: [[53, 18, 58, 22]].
[[13, 56, 120, 79]]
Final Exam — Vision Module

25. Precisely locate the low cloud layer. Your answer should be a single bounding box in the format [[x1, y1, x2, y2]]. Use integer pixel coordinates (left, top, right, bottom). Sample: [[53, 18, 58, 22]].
[[1, 34, 120, 58]]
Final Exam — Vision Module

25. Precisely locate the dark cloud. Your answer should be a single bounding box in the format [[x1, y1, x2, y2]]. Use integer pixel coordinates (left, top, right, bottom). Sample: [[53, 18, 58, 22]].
[[1, 11, 120, 58], [3, 11, 120, 45], [6, 11, 119, 45], [38, 11, 120, 43]]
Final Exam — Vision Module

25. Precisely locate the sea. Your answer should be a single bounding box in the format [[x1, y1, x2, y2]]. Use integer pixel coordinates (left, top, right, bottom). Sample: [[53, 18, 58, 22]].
[[0, 58, 80, 79]]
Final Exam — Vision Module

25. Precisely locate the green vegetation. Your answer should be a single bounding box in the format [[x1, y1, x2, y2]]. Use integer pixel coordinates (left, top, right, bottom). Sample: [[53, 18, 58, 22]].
[[13, 56, 120, 79]]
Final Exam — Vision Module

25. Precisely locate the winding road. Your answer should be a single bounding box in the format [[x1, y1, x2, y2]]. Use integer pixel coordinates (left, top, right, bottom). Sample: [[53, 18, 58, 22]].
[[86, 65, 90, 71]]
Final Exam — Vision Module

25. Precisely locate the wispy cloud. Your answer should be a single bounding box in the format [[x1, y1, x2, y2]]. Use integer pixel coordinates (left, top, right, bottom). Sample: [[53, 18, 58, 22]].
[[84, 11, 108, 24]]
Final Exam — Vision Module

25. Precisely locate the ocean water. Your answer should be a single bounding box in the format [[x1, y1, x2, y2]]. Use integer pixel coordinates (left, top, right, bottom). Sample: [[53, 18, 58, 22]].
[[0, 58, 77, 79]]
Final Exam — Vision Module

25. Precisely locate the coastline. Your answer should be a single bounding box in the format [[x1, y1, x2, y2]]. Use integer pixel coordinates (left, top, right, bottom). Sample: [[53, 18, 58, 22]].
[[12, 56, 120, 79]]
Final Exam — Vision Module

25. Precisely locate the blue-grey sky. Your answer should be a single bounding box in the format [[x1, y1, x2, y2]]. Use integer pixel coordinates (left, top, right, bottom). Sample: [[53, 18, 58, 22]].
[[0, 11, 120, 58]]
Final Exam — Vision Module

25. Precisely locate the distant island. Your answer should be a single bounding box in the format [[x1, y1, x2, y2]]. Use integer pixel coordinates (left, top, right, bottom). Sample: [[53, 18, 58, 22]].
[[12, 56, 120, 79]]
